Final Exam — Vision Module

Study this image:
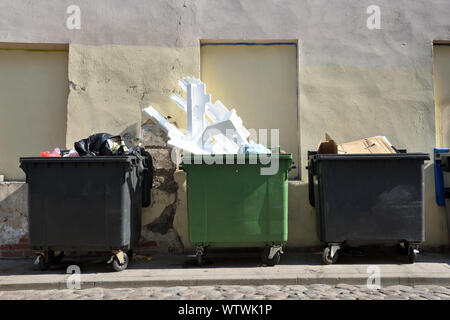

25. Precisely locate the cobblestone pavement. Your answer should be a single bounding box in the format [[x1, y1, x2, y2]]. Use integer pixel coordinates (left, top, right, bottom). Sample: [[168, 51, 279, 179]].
[[0, 284, 449, 300]]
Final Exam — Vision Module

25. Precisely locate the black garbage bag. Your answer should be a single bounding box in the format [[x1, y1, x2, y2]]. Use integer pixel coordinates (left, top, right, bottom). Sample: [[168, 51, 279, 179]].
[[122, 146, 153, 207], [74, 133, 127, 156], [140, 148, 153, 208]]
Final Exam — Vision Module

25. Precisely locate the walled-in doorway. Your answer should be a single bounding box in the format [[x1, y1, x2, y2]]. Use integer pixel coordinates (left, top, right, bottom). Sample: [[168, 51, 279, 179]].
[[0, 44, 68, 180], [200, 42, 299, 179], [433, 43, 450, 148]]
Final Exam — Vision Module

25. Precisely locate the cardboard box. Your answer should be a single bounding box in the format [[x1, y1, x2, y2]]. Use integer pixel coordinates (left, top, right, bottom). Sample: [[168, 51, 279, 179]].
[[317, 134, 396, 154], [338, 136, 396, 154], [317, 133, 338, 154]]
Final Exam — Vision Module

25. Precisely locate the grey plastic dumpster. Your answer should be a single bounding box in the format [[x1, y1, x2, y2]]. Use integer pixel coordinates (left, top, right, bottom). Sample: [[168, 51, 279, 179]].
[[307, 151, 430, 264], [20, 155, 151, 271]]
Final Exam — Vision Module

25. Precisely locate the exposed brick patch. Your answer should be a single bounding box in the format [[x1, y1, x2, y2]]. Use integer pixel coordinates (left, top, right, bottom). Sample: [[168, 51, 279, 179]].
[[0, 239, 33, 258], [144, 145, 169, 150], [1, 243, 29, 250], [0, 249, 34, 258], [139, 124, 184, 253], [19, 237, 28, 244], [23, 250, 35, 257], [12, 243, 29, 249], [1, 250, 23, 258]]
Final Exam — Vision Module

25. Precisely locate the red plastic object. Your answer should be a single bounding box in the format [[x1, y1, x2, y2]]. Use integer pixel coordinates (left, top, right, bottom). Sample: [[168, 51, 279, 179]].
[[40, 151, 61, 157]]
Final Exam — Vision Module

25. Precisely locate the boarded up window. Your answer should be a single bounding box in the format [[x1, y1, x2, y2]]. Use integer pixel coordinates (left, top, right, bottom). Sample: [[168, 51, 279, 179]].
[[0, 46, 68, 180], [433, 44, 450, 148], [201, 42, 299, 178]]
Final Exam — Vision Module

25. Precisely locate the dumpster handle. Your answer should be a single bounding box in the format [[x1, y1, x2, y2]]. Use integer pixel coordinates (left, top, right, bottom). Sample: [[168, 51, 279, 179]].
[[307, 167, 315, 208], [307, 151, 317, 208]]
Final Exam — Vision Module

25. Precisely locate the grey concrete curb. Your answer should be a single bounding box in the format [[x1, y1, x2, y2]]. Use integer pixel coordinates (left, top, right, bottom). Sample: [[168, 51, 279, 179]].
[[1, 274, 450, 291]]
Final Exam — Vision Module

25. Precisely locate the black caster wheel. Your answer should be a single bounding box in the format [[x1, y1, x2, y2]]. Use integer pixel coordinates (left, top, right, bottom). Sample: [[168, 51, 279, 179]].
[[408, 247, 417, 264], [197, 254, 205, 266], [111, 252, 129, 272], [322, 247, 339, 265], [261, 247, 281, 266], [195, 246, 206, 266], [36, 255, 49, 271], [397, 242, 408, 255], [49, 251, 64, 264]]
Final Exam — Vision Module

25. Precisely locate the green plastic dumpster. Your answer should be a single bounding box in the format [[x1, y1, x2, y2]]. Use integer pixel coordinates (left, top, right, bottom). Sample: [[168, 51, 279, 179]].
[[181, 153, 292, 266]]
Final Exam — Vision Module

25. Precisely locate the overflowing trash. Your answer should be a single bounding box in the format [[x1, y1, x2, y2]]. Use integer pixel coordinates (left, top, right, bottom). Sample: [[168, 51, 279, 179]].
[[64, 149, 79, 157], [143, 77, 271, 155], [40, 133, 143, 158], [317, 133, 397, 154], [74, 133, 129, 156], [37, 132, 154, 209], [40, 148, 62, 157]]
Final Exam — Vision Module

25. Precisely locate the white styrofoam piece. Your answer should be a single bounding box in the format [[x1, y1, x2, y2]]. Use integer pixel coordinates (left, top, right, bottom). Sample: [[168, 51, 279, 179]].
[[201, 120, 246, 148], [173, 92, 224, 125], [168, 136, 209, 154], [206, 109, 250, 141], [142, 106, 184, 139], [147, 77, 270, 155], [181, 78, 250, 153], [205, 100, 230, 123], [170, 93, 187, 113], [205, 136, 240, 154], [177, 79, 187, 92], [206, 101, 250, 142], [186, 81, 211, 139]]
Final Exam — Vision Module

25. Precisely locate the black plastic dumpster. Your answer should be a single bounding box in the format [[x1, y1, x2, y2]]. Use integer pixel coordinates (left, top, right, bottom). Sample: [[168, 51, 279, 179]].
[[20, 155, 152, 271], [307, 151, 430, 264]]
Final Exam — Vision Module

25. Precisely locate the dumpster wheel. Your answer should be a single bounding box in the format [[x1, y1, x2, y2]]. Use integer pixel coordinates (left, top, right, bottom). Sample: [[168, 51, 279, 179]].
[[35, 254, 50, 271], [261, 246, 282, 266], [407, 243, 419, 264], [197, 255, 205, 266], [397, 242, 408, 255], [322, 246, 339, 265], [110, 251, 129, 272], [49, 251, 64, 264], [195, 246, 206, 266]]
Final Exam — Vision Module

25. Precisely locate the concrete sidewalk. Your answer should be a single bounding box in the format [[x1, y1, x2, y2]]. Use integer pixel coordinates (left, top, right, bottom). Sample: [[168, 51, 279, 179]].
[[0, 250, 449, 291]]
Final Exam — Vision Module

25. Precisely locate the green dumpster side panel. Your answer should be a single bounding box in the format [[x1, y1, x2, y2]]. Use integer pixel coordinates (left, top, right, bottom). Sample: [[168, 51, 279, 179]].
[[183, 154, 292, 248]]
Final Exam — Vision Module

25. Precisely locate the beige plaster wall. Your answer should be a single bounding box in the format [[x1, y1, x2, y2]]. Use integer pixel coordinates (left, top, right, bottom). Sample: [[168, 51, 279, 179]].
[[65, 43, 449, 249], [66, 45, 199, 148], [2, 0, 447, 249], [433, 45, 450, 148], [0, 49, 68, 180]]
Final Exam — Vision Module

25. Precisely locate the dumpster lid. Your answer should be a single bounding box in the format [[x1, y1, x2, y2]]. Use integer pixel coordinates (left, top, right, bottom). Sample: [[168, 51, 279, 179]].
[[310, 153, 430, 161], [181, 153, 293, 164], [19, 156, 138, 165]]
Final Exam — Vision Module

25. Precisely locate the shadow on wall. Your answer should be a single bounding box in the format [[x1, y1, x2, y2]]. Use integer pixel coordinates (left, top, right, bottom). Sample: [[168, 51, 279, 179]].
[[424, 163, 449, 249], [286, 180, 322, 249], [137, 123, 185, 254], [0, 183, 28, 250]]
